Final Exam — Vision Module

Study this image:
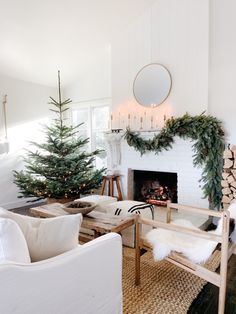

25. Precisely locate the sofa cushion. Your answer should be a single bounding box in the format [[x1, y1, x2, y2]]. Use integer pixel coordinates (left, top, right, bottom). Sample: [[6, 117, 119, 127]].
[[0, 207, 82, 262], [0, 217, 31, 263]]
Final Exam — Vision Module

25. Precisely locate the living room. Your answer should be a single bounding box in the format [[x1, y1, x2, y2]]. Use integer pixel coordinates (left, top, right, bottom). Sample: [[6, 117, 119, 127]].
[[0, 0, 236, 313]]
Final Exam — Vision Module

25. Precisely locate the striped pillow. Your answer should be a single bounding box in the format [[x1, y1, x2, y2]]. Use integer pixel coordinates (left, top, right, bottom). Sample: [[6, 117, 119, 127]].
[[108, 200, 154, 219], [107, 201, 154, 247]]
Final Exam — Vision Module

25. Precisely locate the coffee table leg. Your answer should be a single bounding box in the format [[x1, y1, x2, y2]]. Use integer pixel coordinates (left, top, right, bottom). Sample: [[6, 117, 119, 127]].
[[135, 217, 141, 285]]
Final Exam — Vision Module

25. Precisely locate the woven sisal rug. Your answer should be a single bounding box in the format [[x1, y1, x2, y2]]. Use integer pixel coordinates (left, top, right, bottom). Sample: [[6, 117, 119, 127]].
[[122, 248, 221, 314]]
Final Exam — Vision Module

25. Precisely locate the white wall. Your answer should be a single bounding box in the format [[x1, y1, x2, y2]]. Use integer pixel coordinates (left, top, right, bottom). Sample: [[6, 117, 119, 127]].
[[209, 0, 236, 144], [111, 0, 209, 130], [65, 47, 111, 103], [0, 75, 56, 209], [111, 0, 209, 207]]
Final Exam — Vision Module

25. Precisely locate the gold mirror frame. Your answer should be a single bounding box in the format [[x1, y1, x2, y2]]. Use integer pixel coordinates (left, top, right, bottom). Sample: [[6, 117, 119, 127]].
[[133, 63, 172, 107]]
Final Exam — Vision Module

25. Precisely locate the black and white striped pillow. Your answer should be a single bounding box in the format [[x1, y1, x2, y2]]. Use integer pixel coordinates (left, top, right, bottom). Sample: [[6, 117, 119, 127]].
[[109, 201, 154, 220]]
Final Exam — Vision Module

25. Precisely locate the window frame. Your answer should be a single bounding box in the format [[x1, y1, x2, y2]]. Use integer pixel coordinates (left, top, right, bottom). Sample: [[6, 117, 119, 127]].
[[69, 98, 111, 153]]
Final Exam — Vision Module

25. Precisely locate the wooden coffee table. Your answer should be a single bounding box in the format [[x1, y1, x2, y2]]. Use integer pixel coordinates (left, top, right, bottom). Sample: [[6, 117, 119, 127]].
[[30, 203, 136, 241]]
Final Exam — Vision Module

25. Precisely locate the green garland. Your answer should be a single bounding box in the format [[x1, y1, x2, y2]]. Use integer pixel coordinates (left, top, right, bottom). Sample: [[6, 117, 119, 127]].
[[124, 113, 225, 208]]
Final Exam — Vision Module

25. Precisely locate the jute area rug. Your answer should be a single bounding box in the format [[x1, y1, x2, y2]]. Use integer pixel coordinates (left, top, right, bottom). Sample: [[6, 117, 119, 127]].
[[122, 248, 221, 314]]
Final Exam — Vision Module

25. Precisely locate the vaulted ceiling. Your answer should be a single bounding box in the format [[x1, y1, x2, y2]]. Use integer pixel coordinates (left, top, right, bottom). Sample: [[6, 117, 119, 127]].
[[0, 0, 155, 86]]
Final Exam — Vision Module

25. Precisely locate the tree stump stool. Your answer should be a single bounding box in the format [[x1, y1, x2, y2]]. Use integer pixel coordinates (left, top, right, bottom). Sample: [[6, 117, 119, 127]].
[[100, 175, 123, 201]]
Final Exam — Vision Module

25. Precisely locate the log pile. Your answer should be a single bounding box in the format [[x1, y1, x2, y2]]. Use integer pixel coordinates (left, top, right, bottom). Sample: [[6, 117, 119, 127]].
[[222, 145, 236, 209]]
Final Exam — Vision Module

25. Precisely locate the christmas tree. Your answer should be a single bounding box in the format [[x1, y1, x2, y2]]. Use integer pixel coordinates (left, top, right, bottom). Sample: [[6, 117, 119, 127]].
[[14, 71, 105, 201]]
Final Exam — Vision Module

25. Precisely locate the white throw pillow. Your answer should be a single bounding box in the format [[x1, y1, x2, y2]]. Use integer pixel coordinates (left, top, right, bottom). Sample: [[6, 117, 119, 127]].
[[79, 195, 117, 213], [0, 217, 31, 263], [0, 207, 82, 262], [107, 201, 154, 247]]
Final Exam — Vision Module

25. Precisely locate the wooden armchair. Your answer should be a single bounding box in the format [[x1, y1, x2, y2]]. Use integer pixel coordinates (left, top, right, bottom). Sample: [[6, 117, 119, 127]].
[[135, 202, 236, 314]]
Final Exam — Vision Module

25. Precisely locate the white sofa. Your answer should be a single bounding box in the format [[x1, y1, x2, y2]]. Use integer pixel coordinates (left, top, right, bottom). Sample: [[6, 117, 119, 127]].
[[0, 232, 123, 314]]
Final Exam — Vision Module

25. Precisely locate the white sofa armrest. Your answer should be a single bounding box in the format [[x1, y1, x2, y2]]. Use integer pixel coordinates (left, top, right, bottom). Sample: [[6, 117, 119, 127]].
[[0, 233, 123, 314]]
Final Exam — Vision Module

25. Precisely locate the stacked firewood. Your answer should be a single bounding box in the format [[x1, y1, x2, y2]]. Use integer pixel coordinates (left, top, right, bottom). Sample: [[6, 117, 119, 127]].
[[222, 145, 236, 209]]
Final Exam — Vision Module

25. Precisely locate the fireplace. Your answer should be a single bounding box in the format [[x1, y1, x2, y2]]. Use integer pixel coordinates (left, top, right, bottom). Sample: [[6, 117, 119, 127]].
[[129, 169, 178, 206]]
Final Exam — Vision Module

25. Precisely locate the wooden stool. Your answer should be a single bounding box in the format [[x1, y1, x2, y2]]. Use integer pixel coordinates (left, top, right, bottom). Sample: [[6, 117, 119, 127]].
[[100, 175, 123, 201]]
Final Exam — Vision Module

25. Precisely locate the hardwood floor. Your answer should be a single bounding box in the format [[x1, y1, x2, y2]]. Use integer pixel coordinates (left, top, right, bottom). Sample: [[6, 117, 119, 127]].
[[188, 254, 236, 314]]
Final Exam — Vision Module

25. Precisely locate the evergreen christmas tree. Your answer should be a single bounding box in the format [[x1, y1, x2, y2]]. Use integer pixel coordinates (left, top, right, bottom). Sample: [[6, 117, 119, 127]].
[[14, 71, 105, 201]]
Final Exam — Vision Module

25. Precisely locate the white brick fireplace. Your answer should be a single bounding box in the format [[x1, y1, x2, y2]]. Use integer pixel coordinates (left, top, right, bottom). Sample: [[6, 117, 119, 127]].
[[116, 135, 209, 208]]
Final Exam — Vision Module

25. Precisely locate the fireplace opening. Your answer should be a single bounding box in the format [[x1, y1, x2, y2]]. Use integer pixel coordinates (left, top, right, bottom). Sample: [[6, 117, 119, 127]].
[[133, 170, 177, 206]]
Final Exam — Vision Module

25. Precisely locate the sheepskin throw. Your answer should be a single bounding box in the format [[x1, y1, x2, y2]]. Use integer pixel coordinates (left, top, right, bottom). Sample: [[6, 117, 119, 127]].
[[146, 219, 221, 264], [146, 202, 236, 264]]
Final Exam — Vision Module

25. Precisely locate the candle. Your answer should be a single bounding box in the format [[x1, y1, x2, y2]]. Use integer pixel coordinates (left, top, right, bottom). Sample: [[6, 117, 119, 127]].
[[128, 114, 131, 128], [133, 116, 136, 130], [140, 117, 143, 130], [110, 114, 113, 129], [144, 111, 147, 129], [151, 116, 154, 129]]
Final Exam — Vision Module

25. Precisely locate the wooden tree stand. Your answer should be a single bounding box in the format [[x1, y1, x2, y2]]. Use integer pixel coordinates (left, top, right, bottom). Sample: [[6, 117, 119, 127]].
[[100, 175, 123, 201]]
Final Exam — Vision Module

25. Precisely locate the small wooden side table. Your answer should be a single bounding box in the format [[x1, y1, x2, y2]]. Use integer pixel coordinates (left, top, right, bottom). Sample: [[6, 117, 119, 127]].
[[100, 175, 123, 201]]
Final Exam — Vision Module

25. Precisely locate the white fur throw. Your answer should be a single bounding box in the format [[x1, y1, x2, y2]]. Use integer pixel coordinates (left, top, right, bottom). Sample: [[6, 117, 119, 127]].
[[227, 201, 236, 243], [146, 203, 236, 264]]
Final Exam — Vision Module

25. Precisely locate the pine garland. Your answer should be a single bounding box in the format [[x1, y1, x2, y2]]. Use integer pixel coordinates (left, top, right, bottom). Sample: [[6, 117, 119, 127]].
[[124, 113, 225, 208]]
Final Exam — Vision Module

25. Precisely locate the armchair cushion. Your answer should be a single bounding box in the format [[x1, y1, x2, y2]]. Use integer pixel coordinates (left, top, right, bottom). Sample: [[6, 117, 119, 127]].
[[0, 217, 30, 263], [0, 207, 82, 262]]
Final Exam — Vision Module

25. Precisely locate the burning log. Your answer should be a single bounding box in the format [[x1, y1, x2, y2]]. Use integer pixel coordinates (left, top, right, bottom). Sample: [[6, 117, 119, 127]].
[[147, 199, 168, 207]]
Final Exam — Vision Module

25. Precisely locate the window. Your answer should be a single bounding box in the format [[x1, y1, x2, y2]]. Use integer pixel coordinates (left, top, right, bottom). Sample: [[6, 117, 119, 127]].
[[70, 100, 110, 169]]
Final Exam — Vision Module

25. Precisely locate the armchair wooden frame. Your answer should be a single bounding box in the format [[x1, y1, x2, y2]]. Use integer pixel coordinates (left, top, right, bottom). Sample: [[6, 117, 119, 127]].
[[135, 202, 236, 314]]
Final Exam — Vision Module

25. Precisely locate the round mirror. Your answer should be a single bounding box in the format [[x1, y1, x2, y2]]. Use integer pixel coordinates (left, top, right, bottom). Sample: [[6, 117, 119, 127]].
[[133, 63, 172, 107]]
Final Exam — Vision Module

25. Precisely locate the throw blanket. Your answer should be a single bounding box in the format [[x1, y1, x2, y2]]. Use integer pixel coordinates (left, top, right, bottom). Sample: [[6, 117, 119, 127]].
[[146, 203, 236, 264]]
